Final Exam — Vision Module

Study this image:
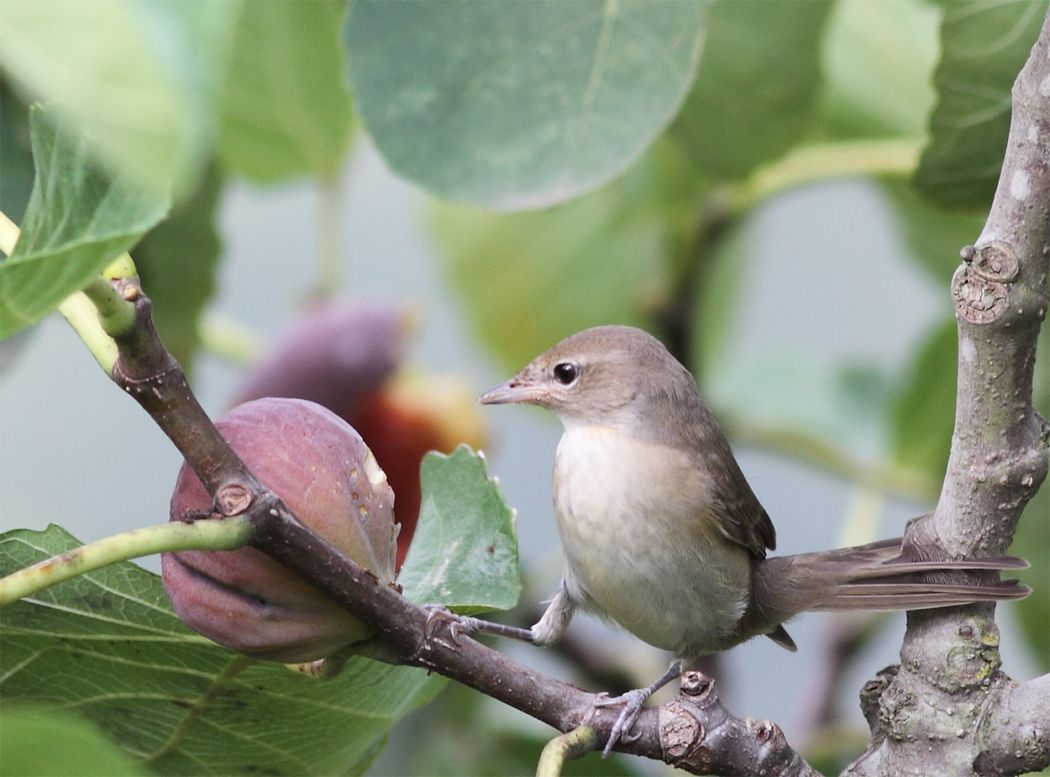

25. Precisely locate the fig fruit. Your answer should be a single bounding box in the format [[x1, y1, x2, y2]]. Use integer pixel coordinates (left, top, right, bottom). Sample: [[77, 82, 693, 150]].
[[162, 397, 397, 663], [232, 300, 486, 567]]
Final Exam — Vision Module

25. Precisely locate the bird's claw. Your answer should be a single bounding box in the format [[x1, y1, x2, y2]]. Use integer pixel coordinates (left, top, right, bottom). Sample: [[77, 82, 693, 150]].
[[592, 689, 650, 757], [419, 605, 477, 653]]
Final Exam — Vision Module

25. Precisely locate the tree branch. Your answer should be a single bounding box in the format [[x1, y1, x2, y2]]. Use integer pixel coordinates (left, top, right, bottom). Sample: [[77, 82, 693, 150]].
[[973, 673, 1050, 776], [850, 11, 1050, 776]]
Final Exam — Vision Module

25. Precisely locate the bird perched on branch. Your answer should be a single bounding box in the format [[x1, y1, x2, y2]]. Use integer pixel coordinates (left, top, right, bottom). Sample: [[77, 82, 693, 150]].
[[459, 325, 1029, 757]]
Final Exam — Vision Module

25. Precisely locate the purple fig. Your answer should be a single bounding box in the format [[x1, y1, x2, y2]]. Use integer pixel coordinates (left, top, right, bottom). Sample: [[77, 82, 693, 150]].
[[232, 299, 486, 569], [162, 397, 397, 663]]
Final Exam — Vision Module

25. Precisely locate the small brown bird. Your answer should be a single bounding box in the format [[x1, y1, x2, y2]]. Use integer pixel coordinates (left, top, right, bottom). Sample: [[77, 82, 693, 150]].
[[465, 325, 1029, 756]]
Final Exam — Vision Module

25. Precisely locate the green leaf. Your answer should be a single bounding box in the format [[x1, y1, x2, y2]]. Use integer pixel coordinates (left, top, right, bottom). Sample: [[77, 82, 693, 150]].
[[0, 107, 170, 338], [398, 446, 521, 613], [670, 0, 833, 179], [134, 167, 224, 372], [219, 0, 354, 182], [819, 0, 940, 140], [0, 525, 444, 776], [891, 317, 957, 479], [914, 0, 1048, 209], [711, 353, 894, 459], [880, 177, 985, 282], [345, 0, 705, 210], [0, 706, 147, 777], [432, 141, 697, 369], [0, 84, 34, 224], [0, 0, 240, 197]]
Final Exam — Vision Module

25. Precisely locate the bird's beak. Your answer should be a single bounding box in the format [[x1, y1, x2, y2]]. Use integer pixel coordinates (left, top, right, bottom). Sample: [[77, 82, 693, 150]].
[[478, 378, 545, 405]]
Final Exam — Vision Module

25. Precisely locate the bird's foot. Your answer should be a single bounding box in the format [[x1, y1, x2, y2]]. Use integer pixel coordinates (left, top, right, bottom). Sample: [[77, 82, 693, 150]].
[[418, 606, 534, 655], [417, 605, 479, 653], [591, 688, 651, 757]]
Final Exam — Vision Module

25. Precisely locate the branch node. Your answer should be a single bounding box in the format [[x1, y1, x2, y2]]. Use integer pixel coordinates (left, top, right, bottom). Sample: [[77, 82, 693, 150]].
[[974, 241, 1020, 282], [952, 264, 1009, 324], [215, 482, 254, 517]]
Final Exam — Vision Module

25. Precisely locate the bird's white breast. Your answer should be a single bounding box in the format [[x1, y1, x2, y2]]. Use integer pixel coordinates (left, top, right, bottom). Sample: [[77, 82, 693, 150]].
[[552, 424, 751, 656]]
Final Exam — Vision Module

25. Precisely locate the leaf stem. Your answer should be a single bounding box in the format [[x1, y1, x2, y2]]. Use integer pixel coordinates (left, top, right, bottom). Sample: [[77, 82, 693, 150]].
[[199, 311, 265, 365], [0, 210, 19, 254], [731, 138, 923, 212], [536, 726, 597, 777], [0, 517, 252, 606]]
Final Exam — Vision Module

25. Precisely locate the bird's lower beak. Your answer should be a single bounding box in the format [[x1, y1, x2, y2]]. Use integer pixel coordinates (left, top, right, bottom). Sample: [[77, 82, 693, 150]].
[[478, 379, 544, 405]]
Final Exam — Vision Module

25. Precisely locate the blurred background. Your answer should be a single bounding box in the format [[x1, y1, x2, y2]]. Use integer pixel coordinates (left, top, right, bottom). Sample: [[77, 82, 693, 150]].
[[1, 0, 1047, 774]]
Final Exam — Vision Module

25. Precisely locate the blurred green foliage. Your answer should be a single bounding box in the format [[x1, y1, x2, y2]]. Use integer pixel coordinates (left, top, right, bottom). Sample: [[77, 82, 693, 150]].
[[1, 0, 1047, 773]]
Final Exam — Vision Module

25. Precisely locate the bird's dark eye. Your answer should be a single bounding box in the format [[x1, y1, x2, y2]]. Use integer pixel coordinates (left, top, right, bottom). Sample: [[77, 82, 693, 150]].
[[553, 362, 578, 386]]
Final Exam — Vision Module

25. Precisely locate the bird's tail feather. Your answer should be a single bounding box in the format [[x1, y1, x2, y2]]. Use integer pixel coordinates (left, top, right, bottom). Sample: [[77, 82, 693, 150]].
[[754, 536, 1030, 616]]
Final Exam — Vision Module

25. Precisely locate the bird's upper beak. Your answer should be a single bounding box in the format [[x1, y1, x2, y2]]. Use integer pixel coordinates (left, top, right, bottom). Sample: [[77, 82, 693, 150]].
[[478, 377, 545, 405]]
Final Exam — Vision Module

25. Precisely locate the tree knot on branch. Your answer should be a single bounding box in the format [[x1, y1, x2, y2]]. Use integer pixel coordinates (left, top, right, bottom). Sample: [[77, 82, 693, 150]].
[[658, 672, 816, 776], [214, 481, 255, 517], [952, 242, 1019, 324]]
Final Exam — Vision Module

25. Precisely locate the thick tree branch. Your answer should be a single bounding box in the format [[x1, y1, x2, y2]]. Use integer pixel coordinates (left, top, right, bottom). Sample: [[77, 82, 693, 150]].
[[973, 673, 1050, 775], [850, 11, 1050, 776]]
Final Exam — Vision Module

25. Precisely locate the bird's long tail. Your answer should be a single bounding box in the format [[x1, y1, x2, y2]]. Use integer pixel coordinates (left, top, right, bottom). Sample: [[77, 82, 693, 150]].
[[762, 536, 1030, 614]]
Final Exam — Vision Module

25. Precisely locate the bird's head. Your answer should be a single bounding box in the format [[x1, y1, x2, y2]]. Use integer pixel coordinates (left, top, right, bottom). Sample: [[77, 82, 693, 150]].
[[479, 325, 698, 429]]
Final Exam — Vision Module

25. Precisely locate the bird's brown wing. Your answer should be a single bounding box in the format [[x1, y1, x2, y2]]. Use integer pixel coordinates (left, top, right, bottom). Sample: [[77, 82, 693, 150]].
[[705, 446, 776, 559], [650, 381, 777, 558], [709, 461, 776, 558]]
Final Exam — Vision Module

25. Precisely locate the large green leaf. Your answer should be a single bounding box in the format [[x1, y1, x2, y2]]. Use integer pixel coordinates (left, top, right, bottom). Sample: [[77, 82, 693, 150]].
[[433, 141, 699, 369], [345, 0, 705, 210], [0, 84, 34, 224], [819, 0, 940, 140], [0, 706, 147, 777], [219, 0, 354, 182], [880, 177, 985, 282], [134, 167, 224, 372], [398, 446, 521, 613], [0, 107, 170, 338], [710, 352, 894, 459], [670, 0, 833, 179], [915, 0, 1048, 209], [0, 525, 444, 776], [891, 317, 957, 480], [0, 0, 239, 197]]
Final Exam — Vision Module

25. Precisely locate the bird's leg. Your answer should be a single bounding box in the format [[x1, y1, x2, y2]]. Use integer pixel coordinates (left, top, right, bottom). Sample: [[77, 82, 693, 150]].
[[593, 659, 683, 758], [422, 580, 576, 647]]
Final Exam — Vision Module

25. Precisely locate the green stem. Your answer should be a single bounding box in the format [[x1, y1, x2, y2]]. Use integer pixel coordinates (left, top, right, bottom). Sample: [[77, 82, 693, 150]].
[[0, 210, 19, 254], [730, 137, 922, 213], [198, 311, 265, 366], [57, 293, 120, 373], [81, 274, 137, 337], [536, 726, 597, 777], [0, 517, 253, 606]]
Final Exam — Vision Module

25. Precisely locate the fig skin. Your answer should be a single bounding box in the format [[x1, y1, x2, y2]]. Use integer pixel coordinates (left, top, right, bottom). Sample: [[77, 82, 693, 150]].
[[233, 301, 406, 415], [162, 397, 397, 663]]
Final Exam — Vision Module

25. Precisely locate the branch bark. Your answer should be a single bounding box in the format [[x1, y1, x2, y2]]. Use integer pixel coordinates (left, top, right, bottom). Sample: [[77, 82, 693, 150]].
[[849, 10, 1050, 776]]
